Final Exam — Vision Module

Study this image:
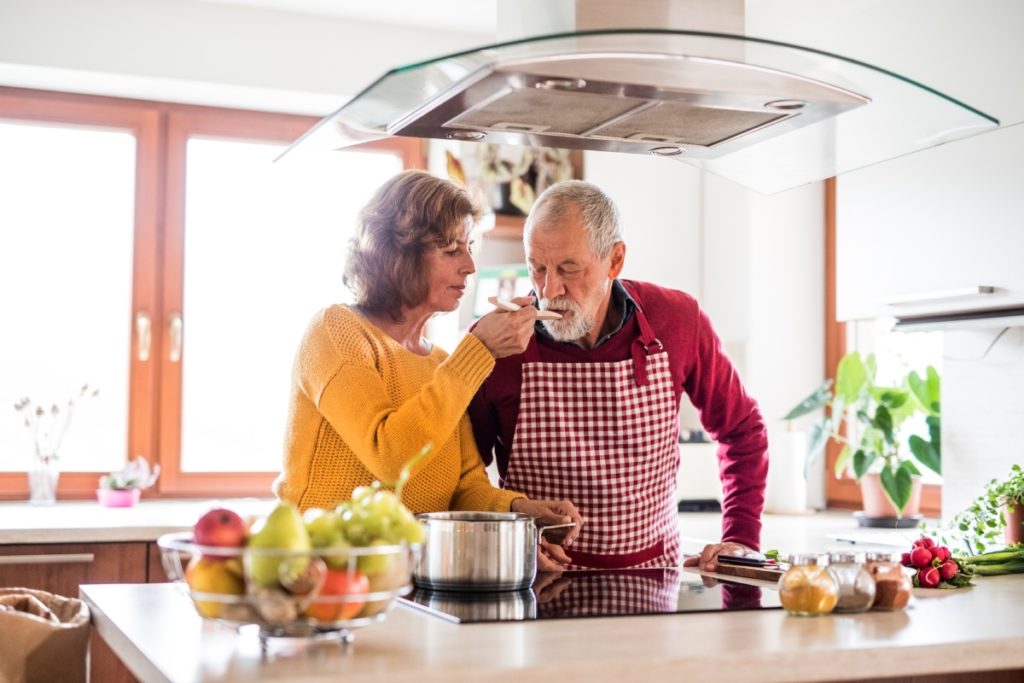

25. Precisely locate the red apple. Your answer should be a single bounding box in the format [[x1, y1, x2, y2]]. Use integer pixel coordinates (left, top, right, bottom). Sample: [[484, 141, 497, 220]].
[[304, 569, 370, 622], [194, 508, 247, 554]]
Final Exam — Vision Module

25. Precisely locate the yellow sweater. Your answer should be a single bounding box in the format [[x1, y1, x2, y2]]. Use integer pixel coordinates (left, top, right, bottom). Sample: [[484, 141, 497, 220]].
[[274, 305, 523, 514]]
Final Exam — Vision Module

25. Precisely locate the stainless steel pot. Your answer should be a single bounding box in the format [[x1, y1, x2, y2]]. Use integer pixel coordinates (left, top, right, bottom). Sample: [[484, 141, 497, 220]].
[[413, 511, 539, 592]]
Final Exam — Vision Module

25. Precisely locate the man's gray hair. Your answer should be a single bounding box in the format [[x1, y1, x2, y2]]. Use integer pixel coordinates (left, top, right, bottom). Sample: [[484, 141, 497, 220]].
[[525, 180, 623, 258]]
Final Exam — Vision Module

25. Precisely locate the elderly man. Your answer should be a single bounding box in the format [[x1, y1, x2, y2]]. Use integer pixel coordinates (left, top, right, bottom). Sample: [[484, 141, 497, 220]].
[[469, 180, 768, 571]]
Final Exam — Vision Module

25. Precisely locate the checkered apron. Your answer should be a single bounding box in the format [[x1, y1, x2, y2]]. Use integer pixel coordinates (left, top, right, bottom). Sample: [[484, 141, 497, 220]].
[[536, 568, 682, 618], [505, 296, 681, 570]]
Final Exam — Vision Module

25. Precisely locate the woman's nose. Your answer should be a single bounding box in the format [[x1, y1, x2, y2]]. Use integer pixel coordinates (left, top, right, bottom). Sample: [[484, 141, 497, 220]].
[[461, 252, 476, 275]]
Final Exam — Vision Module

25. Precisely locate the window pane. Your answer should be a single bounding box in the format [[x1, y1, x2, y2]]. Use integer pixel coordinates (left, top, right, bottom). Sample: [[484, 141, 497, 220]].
[[0, 122, 134, 473], [180, 139, 403, 472], [849, 318, 943, 484]]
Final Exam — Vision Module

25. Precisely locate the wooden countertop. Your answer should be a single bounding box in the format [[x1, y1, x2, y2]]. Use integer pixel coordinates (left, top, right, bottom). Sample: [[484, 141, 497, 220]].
[[81, 574, 1024, 683]]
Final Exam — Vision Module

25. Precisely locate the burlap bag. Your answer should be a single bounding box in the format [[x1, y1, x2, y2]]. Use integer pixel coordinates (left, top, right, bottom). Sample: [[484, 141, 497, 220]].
[[0, 587, 90, 683]]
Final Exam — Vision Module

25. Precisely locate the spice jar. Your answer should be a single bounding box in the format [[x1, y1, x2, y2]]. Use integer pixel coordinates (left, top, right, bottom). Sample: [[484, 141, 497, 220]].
[[779, 554, 838, 616], [865, 551, 912, 611], [826, 552, 876, 613]]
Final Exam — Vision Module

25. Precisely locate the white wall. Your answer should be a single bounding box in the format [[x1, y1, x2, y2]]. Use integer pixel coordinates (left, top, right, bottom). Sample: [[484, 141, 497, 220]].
[[942, 328, 1024, 518], [0, 0, 490, 114]]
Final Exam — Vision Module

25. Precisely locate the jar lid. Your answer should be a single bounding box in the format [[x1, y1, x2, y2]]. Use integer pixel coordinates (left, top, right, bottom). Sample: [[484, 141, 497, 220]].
[[827, 551, 865, 564], [788, 553, 828, 566], [865, 550, 900, 562]]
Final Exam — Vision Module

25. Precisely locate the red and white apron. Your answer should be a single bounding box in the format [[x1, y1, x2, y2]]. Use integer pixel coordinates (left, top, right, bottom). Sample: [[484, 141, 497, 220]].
[[505, 293, 681, 569]]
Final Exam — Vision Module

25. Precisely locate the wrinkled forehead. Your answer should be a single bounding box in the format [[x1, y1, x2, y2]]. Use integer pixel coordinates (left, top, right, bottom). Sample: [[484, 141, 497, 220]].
[[526, 217, 597, 263]]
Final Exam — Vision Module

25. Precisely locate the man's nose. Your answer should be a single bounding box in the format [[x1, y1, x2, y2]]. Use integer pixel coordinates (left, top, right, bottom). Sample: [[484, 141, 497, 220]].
[[540, 273, 564, 300]]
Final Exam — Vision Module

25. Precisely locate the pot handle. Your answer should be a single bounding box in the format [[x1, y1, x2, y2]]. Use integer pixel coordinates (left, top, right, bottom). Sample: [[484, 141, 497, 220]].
[[537, 522, 577, 545]]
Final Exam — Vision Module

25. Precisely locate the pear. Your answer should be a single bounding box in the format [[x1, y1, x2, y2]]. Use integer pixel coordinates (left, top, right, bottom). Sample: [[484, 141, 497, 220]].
[[246, 502, 311, 587]]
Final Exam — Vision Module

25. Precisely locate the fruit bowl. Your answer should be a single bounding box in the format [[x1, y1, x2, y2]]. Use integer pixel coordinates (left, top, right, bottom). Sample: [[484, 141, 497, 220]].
[[157, 531, 416, 643]]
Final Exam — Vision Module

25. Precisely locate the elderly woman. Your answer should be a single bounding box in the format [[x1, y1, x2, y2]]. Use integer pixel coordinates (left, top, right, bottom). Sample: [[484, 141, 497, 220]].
[[274, 170, 580, 567]]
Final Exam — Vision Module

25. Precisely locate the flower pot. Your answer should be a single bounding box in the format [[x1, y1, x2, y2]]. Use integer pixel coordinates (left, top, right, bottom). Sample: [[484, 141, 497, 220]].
[[1004, 499, 1024, 546], [96, 488, 142, 508], [859, 472, 923, 518]]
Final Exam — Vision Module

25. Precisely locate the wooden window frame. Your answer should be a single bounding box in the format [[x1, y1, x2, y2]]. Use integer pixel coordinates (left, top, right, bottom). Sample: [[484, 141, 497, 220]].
[[824, 178, 940, 515], [0, 86, 424, 500]]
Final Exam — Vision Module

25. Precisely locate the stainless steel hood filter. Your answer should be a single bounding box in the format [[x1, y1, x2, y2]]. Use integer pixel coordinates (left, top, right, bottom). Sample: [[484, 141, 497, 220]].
[[278, 3, 1001, 194]]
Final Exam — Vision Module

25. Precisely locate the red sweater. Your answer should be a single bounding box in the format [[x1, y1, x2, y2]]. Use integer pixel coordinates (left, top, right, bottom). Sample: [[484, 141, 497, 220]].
[[469, 279, 768, 550]]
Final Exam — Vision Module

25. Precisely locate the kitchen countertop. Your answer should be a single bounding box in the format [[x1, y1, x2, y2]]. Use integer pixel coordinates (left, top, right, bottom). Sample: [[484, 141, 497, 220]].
[[0, 499, 930, 552], [81, 574, 1024, 683], [0, 499, 276, 544]]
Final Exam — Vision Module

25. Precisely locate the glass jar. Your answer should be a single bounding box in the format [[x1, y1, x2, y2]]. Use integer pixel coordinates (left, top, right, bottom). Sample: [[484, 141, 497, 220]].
[[865, 551, 912, 611], [826, 552, 876, 613], [779, 554, 838, 616]]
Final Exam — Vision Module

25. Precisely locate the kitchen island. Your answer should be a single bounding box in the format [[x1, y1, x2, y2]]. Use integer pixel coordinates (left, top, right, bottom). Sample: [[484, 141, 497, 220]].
[[81, 573, 1024, 683]]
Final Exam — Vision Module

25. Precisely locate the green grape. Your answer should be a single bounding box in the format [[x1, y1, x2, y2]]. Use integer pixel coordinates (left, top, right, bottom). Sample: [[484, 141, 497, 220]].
[[340, 509, 371, 547], [399, 519, 426, 545], [304, 509, 338, 546], [357, 539, 395, 576], [367, 490, 401, 518], [350, 486, 375, 504]]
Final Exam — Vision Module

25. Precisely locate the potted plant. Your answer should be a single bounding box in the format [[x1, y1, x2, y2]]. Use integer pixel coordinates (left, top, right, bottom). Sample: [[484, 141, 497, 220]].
[[784, 351, 940, 519], [97, 456, 160, 507], [945, 464, 1024, 552]]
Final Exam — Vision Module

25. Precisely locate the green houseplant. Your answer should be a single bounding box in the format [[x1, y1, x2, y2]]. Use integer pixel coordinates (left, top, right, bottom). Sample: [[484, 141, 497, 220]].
[[784, 351, 941, 517], [945, 464, 1024, 553]]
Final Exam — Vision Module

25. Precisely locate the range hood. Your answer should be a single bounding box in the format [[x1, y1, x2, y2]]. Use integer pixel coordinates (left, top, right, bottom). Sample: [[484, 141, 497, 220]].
[[278, 0, 1002, 194]]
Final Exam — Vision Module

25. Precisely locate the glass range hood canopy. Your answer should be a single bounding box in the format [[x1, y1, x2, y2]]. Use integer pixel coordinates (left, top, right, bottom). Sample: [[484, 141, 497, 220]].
[[278, 29, 999, 194]]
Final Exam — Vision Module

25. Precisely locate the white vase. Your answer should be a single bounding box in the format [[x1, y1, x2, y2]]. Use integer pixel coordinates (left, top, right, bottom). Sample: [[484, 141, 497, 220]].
[[28, 455, 60, 505]]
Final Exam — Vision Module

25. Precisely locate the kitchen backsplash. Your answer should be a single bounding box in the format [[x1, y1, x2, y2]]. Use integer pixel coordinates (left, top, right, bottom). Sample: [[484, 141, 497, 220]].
[[942, 325, 1024, 519]]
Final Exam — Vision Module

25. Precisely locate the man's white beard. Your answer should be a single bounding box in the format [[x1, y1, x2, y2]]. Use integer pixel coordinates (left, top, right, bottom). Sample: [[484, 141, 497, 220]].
[[540, 296, 594, 341]]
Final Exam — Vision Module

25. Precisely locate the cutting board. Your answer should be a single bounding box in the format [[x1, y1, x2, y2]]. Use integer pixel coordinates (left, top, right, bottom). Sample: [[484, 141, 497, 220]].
[[713, 563, 785, 582]]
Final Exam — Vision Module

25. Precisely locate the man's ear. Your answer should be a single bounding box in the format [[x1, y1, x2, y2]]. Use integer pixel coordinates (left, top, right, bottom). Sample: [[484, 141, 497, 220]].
[[608, 242, 626, 278]]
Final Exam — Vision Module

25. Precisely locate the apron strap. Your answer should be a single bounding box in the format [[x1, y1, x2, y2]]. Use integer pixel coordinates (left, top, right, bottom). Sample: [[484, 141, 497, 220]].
[[622, 280, 663, 386]]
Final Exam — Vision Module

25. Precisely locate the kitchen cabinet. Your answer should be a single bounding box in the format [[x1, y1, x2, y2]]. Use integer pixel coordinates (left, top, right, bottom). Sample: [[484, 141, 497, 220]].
[[836, 123, 1024, 321], [0, 542, 148, 683]]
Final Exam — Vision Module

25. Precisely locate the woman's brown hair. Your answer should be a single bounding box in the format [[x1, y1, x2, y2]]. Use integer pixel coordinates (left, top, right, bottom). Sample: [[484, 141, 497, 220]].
[[344, 170, 482, 320]]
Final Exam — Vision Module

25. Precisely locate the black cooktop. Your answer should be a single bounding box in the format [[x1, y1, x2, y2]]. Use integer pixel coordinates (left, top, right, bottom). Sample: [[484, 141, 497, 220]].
[[399, 568, 781, 624]]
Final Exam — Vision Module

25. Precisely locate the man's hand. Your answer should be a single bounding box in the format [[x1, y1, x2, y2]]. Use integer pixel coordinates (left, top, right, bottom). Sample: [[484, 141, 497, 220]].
[[510, 498, 583, 546], [682, 542, 759, 573]]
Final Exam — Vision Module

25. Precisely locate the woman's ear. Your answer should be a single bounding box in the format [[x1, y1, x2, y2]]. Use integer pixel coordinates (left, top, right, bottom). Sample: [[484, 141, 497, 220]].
[[608, 242, 626, 278]]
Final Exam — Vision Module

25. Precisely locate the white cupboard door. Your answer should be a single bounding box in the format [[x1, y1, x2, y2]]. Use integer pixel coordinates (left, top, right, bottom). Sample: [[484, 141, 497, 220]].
[[836, 123, 1024, 321]]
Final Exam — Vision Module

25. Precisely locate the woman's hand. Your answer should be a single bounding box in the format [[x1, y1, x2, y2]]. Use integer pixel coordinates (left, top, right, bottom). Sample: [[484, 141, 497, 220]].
[[538, 539, 572, 570], [682, 541, 759, 573], [471, 295, 538, 359], [510, 497, 583, 546]]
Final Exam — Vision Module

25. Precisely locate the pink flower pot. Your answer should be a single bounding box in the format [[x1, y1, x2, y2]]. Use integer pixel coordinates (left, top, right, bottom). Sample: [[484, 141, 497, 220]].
[[96, 488, 142, 508]]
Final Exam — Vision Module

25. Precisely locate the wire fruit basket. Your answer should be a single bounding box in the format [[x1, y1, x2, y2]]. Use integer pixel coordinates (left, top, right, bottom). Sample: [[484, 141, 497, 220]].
[[157, 531, 416, 644]]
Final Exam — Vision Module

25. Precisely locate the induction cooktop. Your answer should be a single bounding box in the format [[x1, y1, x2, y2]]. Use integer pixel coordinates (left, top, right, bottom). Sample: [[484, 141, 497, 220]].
[[398, 568, 782, 624]]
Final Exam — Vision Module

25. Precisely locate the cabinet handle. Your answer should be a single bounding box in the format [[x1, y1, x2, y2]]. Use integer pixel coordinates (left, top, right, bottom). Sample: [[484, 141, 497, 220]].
[[136, 311, 152, 362], [0, 553, 95, 565], [169, 313, 183, 363], [881, 285, 995, 307]]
